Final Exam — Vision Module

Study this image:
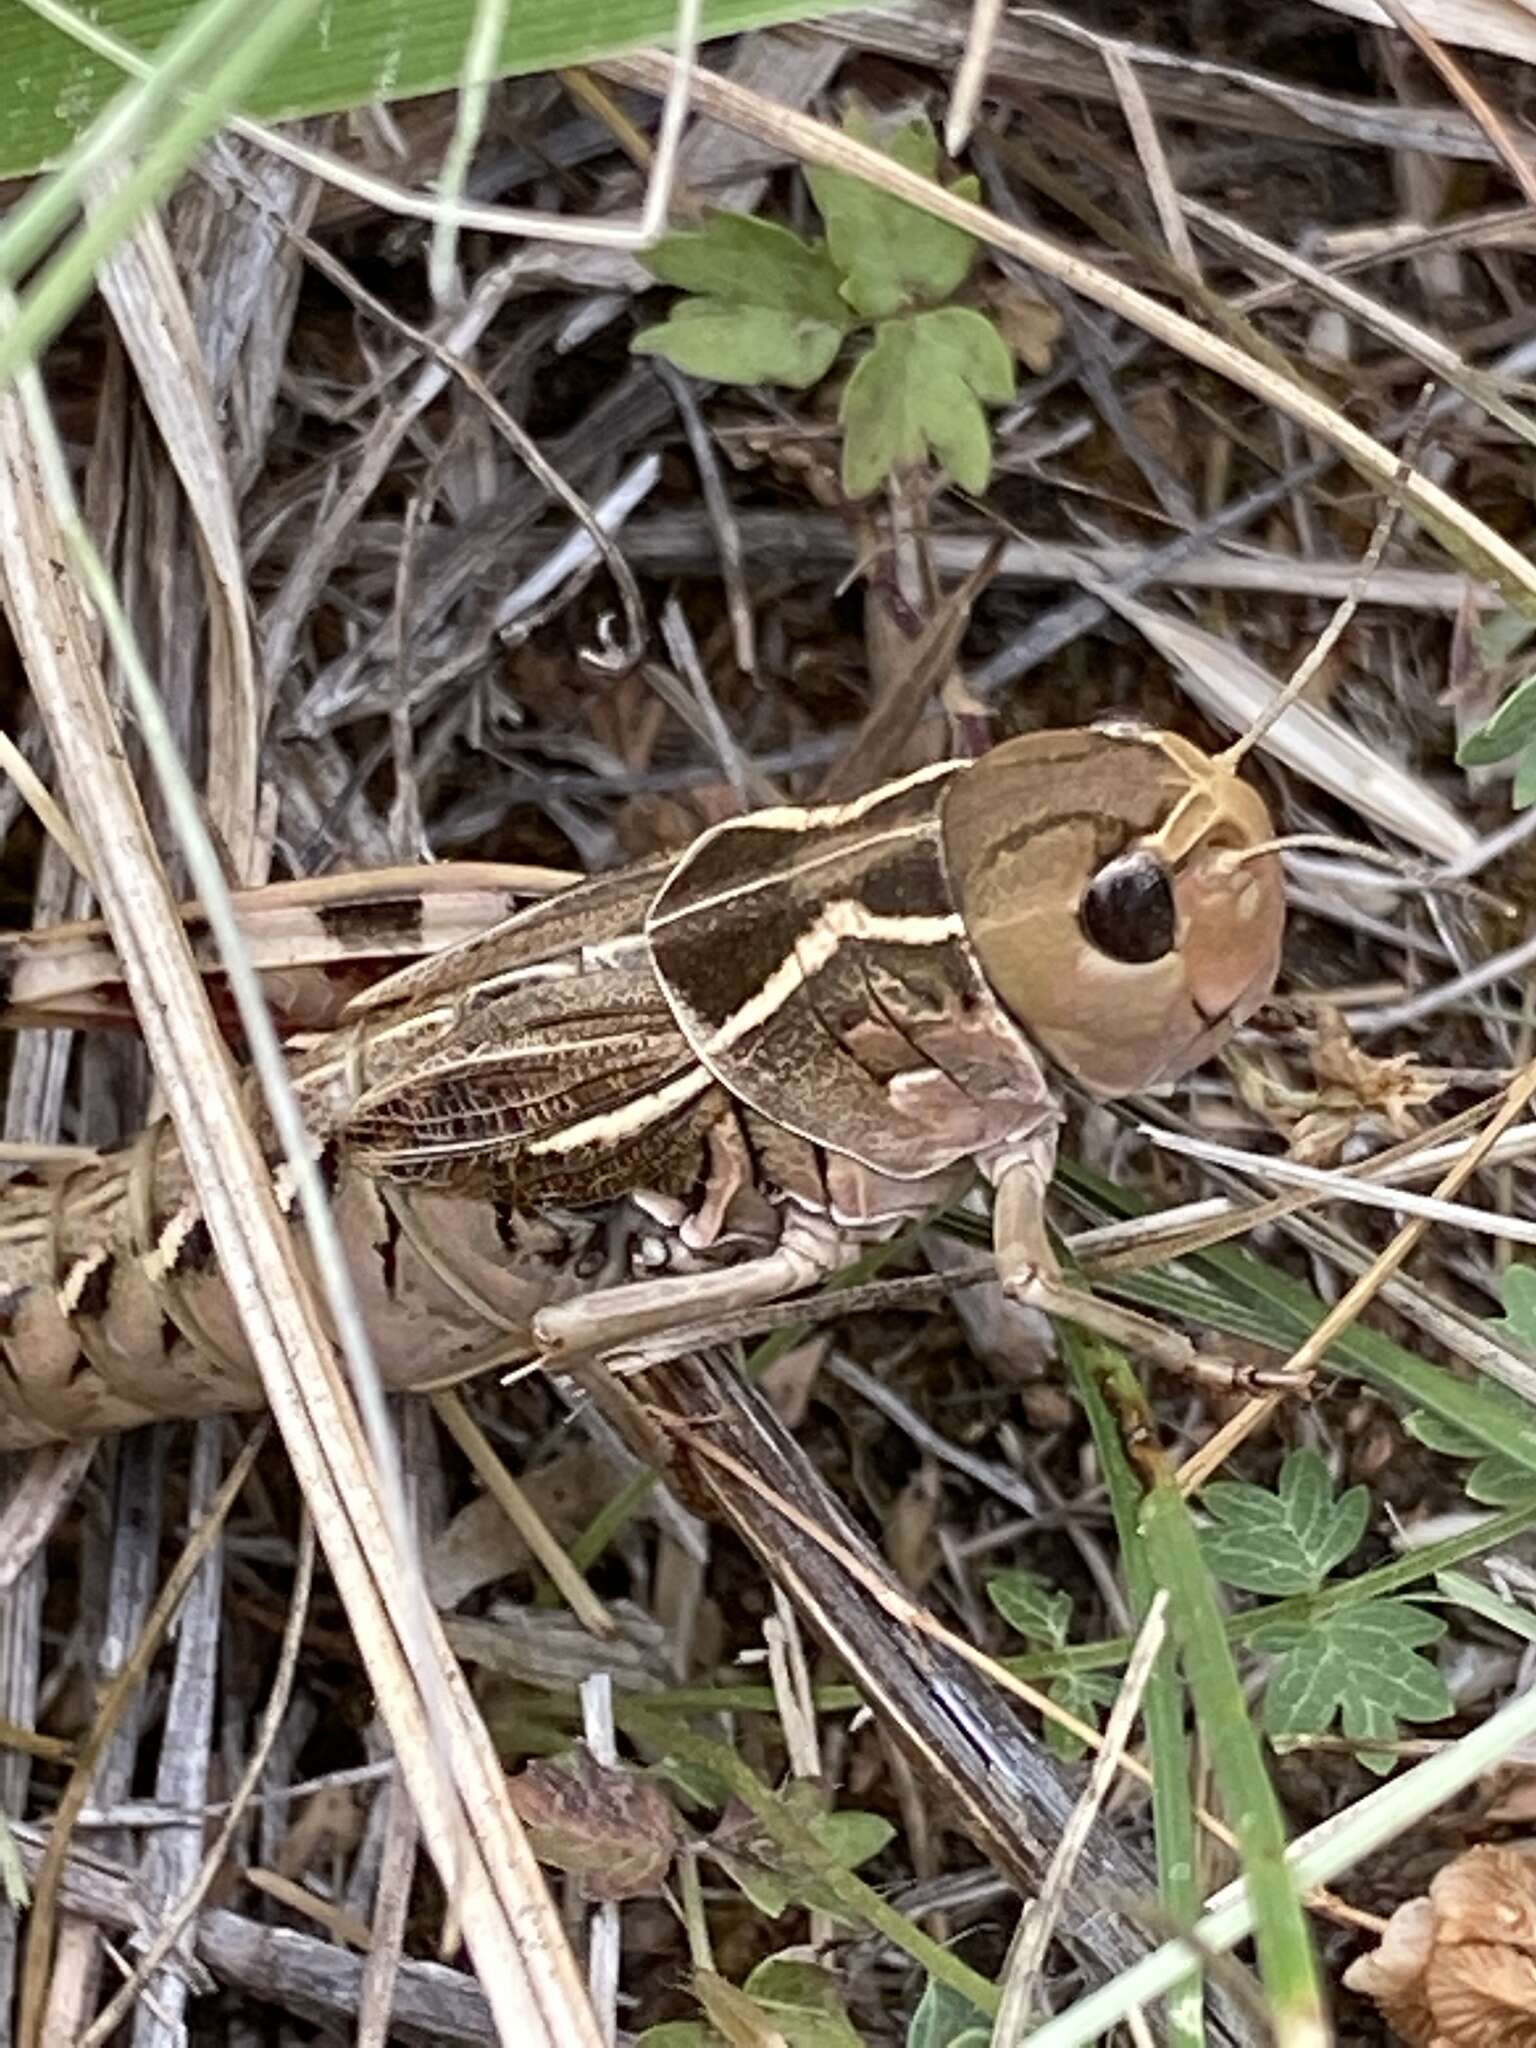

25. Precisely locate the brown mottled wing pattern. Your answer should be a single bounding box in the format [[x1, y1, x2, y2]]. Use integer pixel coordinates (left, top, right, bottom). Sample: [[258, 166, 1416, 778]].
[[344, 969, 721, 1208], [646, 764, 1057, 1180], [345, 852, 677, 1016]]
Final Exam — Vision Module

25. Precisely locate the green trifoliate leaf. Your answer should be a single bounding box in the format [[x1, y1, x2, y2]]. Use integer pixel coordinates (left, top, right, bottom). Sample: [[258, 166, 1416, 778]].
[[633, 213, 853, 389], [840, 308, 1014, 496], [806, 107, 981, 318], [1045, 1669, 1120, 1764]]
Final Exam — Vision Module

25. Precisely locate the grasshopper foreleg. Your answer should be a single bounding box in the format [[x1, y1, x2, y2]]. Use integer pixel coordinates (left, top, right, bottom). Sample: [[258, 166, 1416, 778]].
[[987, 1137, 1300, 1391]]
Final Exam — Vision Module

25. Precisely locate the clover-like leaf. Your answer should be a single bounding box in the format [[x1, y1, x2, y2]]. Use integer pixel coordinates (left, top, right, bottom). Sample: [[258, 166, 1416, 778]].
[[633, 298, 848, 390], [1248, 1599, 1451, 1772], [907, 1979, 993, 2048], [986, 1571, 1117, 1760], [1198, 1448, 1369, 1597], [987, 1568, 1073, 1648], [806, 107, 981, 319], [1457, 671, 1536, 767], [840, 308, 1014, 497], [633, 213, 854, 389], [809, 1808, 895, 1877]]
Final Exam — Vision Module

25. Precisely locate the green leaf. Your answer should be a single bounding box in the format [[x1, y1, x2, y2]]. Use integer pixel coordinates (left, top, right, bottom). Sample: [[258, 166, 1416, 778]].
[[715, 1851, 794, 1919], [906, 1979, 994, 2048], [715, 1806, 894, 1919], [658, 1755, 733, 1809], [840, 308, 1014, 496], [1045, 1669, 1120, 1764], [634, 296, 856, 391], [1199, 1449, 1369, 1597], [1404, 1408, 1490, 1459], [985, 1571, 1118, 1760], [806, 107, 981, 318], [986, 1569, 1073, 1647], [809, 1809, 894, 1872], [633, 299, 847, 389], [643, 214, 850, 322], [632, 211, 854, 392], [1436, 1566, 1536, 1644], [1457, 671, 1536, 766], [1248, 1599, 1452, 1768], [744, 1958, 866, 2048], [1491, 1263, 1536, 1349], [637, 2027, 722, 2048], [1405, 1403, 1536, 1506], [1462, 1455, 1536, 1506], [1512, 744, 1536, 809], [0, 0, 874, 183]]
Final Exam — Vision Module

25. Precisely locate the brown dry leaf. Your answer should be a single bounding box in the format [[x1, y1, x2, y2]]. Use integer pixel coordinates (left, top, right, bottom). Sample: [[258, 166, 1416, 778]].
[[275, 1784, 363, 1880], [1345, 1845, 1536, 2044], [1483, 1772, 1536, 1826], [886, 1457, 942, 1594], [980, 275, 1063, 374], [425, 1444, 622, 1610], [508, 1746, 679, 1901]]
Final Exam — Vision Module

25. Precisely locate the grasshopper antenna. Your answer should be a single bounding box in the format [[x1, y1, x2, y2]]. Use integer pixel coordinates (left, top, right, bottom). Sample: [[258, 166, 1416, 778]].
[[1217, 385, 1436, 774]]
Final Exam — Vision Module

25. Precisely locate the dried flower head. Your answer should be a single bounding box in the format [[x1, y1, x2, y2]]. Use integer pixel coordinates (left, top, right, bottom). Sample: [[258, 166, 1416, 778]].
[[1344, 1845, 1536, 2046]]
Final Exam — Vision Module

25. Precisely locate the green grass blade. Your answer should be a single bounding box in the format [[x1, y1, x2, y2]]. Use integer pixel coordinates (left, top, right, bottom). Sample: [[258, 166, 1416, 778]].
[[1137, 1463, 1327, 2042], [1, 0, 324, 386], [2, 0, 869, 179], [1055, 1161, 1536, 1480], [1064, 1332, 1206, 2048]]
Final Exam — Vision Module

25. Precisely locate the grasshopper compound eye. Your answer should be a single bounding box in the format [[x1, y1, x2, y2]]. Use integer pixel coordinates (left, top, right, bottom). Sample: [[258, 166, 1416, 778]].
[[1080, 852, 1176, 965]]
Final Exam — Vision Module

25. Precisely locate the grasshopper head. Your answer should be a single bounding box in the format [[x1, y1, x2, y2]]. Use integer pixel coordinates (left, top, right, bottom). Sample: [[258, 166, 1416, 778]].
[[941, 723, 1284, 1097]]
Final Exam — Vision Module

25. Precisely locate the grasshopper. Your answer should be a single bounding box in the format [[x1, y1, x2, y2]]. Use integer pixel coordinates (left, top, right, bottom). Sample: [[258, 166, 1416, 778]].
[[0, 720, 1282, 1450]]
